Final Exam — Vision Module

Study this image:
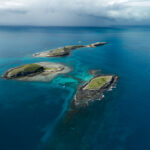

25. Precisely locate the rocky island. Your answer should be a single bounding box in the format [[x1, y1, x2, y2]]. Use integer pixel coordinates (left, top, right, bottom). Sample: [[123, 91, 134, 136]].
[[71, 75, 118, 108], [3, 62, 71, 82], [33, 42, 107, 58]]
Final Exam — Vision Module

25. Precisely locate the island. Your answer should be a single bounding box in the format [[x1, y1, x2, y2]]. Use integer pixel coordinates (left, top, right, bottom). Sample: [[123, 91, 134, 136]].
[[3, 62, 71, 82], [33, 42, 107, 58], [71, 75, 118, 108]]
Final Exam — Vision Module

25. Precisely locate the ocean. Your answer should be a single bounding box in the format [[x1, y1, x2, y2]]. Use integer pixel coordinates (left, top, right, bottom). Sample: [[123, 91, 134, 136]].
[[0, 26, 150, 150]]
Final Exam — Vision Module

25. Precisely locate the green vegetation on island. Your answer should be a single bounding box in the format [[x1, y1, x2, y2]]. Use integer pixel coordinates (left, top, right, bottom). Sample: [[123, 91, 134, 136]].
[[4, 64, 44, 79], [84, 76, 112, 90], [46, 45, 85, 57]]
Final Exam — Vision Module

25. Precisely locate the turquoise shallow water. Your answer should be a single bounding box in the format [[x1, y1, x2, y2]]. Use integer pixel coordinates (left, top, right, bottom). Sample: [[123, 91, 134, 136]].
[[0, 26, 150, 150]]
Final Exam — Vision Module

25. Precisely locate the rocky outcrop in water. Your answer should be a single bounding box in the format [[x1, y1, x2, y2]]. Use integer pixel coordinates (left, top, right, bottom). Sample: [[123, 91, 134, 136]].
[[71, 75, 118, 108], [33, 42, 107, 58]]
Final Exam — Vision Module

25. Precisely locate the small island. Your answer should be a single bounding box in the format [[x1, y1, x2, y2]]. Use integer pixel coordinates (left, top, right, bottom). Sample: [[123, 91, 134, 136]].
[[72, 75, 118, 108], [3, 62, 71, 82], [33, 42, 107, 58]]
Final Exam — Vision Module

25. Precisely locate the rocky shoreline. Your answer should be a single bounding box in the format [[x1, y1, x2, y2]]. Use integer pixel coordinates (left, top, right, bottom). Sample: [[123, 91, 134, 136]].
[[71, 75, 118, 108], [33, 42, 107, 58]]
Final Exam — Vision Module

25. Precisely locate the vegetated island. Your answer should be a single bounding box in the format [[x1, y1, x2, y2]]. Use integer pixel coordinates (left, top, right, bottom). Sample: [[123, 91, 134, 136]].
[[3, 62, 71, 82], [33, 42, 107, 58], [71, 75, 118, 108]]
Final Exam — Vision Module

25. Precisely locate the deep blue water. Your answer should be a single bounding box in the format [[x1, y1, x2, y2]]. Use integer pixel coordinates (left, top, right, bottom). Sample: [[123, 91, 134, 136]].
[[0, 26, 150, 150]]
